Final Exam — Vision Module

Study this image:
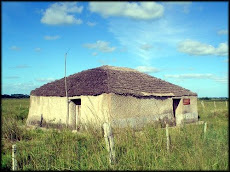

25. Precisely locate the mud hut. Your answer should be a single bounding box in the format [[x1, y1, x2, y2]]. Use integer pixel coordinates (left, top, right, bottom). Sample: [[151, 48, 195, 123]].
[[26, 65, 198, 130]]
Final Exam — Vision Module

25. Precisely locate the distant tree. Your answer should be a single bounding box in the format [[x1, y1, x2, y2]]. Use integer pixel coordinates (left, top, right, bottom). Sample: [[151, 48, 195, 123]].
[[2, 94, 11, 98], [199, 97, 210, 100], [199, 97, 228, 101], [2, 94, 30, 98]]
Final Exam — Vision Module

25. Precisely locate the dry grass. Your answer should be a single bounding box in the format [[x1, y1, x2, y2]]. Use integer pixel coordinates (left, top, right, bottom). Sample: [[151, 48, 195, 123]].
[[1, 98, 229, 170]]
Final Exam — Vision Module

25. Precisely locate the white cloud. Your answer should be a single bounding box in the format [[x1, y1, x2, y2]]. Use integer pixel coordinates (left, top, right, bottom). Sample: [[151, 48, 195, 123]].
[[223, 59, 228, 63], [213, 76, 228, 84], [164, 73, 214, 79], [163, 2, 192, 5], [177, 40, 228, 56], [35, 48, 41, 52], [87, 21, 97, 26], [198, 5, 203, 12], [89, 2, 164, 20], [136, 66, 160, 74], [2, 82, 40, 95], [97, 58, 117, 65], [35, 78, 56, 83], [217, 29, 228, 35], [164, 73, 228, 84], [182, 4, 190, 14], [108, 17, 186, 65], [215, 43, 228, 56], [41, 2, 83, 25], [83, 40, 116, 53], [92, 52, 98, 56], [140, 43, 153, 51], [163, 2, 192, 14], [44, 35, 60, 40], [97, 59, 106, 65], [163, 67, 195, 71], [10, 46, 20, 51], [119, 47, 127, 52]]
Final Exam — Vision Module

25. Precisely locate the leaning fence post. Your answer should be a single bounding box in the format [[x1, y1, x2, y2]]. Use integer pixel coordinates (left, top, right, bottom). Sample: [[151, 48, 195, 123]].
[[201, 101, 205, 108], [12, 144, 17, 171], [166, 124, 170, 152], [103, 123, 116, 165], [214, 101, 216, 109], [204, 122, 207, 138], [40, 114, 43, 127]]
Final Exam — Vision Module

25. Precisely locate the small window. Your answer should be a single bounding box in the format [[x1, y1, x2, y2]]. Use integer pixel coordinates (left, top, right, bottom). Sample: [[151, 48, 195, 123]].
[[72, 99, 81, 105], [183, 98, 190, 105]]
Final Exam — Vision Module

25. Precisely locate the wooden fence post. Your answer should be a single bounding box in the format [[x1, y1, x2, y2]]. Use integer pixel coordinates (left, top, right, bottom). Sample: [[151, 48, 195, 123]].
[[214, 101, 216, 109], [201, 101, 205, 108], [12, 144, 17, 171], [166, 124, 170, 152], [40, 114, 43, 127], [204, 122, 207, 138], [226, 101, 228, 108], [103, 123, 116, 165]]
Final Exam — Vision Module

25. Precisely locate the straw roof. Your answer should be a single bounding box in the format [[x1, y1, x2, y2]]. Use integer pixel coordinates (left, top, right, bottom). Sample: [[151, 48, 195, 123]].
[[31, 65, 197, 97]]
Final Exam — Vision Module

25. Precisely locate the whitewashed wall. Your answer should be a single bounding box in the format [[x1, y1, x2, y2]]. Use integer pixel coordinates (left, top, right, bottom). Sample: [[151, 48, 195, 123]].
[[26, 96, 67, 126], [26, 94, 198, 129], [110, 93, 174, 128], [26, 94, 111, 129], [175, 96, 198, 125]]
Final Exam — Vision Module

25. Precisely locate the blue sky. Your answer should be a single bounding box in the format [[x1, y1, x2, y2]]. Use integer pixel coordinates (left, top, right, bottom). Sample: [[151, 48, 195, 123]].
[[2, 1, 228, 97]]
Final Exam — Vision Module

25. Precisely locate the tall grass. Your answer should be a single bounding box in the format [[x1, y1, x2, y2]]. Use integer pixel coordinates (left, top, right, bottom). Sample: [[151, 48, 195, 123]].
[[1, 98, 229, 170]]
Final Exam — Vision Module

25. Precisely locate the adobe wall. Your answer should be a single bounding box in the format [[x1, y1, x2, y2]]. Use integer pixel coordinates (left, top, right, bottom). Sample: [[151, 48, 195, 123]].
[[26, 94, 111, 129], [70, 94, 110, 128], [110, 93, 175, 128], [26, 94, 198, 129], [26, 96, 68, 127], [175, 96, 198, 125]]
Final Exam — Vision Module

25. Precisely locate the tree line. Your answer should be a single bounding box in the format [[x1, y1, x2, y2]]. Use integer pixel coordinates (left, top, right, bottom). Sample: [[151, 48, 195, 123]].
[[198, 97, 228, 100], [2, 94, 30, 98]]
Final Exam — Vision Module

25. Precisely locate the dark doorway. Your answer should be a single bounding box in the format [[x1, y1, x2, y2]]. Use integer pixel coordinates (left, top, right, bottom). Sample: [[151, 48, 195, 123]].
[[71, 99, 81, 130], [173, 99, 180, 118], [72, 99, 81, 105]]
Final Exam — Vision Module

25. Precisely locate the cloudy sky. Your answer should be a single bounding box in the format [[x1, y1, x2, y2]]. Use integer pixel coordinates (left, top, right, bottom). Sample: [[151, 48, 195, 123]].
[[2, 2, 228, 97]]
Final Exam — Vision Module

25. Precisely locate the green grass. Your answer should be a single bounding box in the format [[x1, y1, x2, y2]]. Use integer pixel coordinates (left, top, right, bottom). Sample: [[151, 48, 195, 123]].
[[1, 98, 229, 170]]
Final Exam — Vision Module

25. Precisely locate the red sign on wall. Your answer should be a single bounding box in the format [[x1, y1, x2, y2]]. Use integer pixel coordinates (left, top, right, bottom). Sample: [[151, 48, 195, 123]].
[[183, 98, 190, 105]]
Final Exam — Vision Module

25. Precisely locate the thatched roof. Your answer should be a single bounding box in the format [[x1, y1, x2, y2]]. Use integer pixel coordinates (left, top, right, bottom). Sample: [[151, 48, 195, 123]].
[[31, 65, 197, 97]]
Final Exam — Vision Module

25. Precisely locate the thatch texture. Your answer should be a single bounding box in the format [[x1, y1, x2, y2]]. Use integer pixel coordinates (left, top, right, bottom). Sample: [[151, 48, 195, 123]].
[[31, 65, 197, 97]]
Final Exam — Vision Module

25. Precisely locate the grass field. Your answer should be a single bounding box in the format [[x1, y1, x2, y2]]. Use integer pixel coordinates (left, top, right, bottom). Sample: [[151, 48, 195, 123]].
[[1, 98, 229, 170]]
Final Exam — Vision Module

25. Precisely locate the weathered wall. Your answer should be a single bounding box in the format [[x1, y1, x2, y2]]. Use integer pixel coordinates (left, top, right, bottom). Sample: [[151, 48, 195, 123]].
[[175, 96, 198, 125], [27, 94, 198, 129], [70, 94, 110, 128], [69, 101, 76, 129], [26, 96, 68, 126], [27, 94, 111, 129], [110, 93, 174, 128]]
